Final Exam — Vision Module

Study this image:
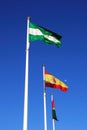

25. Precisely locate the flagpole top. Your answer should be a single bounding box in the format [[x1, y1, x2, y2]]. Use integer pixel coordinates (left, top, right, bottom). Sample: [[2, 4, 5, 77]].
[[51, 94, 53, 98], [27, 16, 30, 20], [42, 64, 45, 67]]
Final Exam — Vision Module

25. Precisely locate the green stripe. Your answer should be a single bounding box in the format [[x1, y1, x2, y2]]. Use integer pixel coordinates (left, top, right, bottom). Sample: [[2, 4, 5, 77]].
[[52, 109, 58, 120], [29, 35, 61, 47]]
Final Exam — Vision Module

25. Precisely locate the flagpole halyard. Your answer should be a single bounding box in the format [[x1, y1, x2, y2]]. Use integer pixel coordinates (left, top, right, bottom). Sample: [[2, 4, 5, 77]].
[[42, 65, 48, 130], [23, 16, 30, 130]]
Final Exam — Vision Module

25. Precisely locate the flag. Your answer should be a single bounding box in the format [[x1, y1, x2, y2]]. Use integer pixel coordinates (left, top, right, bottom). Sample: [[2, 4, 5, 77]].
[[45, 71, 68, 92], [29, 22, 62, 47], [51, 95, 58, 121]]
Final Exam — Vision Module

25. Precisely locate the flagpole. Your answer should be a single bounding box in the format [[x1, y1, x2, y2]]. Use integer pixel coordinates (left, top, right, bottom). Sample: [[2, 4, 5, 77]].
[[52, 119, 55, 130], [43, 65, 47, 130], [23, 17, 30, 130], [51, 94, 55, 130]]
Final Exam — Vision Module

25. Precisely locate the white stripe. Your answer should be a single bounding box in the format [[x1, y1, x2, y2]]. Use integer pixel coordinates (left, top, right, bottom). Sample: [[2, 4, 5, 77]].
[[44, 35, 60, 43], [30, 28, 60, 43], [29, 28, 43, 35], [52, 108, 55, 110]]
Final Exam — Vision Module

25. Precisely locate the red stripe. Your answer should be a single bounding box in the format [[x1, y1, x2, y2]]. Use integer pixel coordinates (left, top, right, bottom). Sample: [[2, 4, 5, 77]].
[[45, 71, 50, 74], [52, 100, 55, 108], [45, 82, 68, 92]]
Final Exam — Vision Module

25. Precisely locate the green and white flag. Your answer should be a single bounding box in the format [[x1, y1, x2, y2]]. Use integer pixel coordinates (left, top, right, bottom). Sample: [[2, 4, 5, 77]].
[[29, 22, 62, 47]]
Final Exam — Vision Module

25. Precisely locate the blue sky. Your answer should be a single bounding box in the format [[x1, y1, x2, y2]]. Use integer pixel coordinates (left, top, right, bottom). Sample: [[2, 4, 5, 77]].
[[0, 0, 87, 130]]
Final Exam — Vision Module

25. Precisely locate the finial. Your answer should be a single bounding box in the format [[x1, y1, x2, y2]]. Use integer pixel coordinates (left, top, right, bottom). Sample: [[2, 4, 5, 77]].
[[27, 16, 30, 20]]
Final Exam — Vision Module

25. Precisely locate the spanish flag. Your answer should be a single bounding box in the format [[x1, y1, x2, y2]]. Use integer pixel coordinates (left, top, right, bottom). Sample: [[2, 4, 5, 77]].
[[45, 71, 68, 92]]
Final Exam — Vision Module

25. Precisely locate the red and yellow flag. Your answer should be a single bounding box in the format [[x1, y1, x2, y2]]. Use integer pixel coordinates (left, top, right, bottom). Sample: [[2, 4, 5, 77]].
[[45, 71, 68, 92]]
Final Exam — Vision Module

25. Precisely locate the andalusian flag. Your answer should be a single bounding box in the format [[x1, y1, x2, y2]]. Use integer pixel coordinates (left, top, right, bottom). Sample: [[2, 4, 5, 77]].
[[51, 95, 58, 121], [45, 71, 68, 92], [29, 22, 62, 47]]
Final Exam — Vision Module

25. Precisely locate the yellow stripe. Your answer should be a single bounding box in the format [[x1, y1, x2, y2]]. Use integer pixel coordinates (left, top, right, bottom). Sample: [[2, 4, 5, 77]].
[[45, 73, 68, 89]]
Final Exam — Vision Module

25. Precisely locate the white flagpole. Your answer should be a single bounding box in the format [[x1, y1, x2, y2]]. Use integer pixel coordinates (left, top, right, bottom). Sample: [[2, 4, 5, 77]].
[[51, 94, 55, 130], [43, 65, 47, 130], [52, 119, 55, 130], [23, 17, 30, 130]]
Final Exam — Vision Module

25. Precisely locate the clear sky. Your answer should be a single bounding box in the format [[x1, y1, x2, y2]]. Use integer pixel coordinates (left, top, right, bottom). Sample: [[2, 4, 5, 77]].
[[0, 0, 87, 130]]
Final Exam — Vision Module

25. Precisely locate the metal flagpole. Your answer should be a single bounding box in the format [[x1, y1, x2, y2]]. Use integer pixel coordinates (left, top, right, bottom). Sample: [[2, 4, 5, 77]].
[[43, 65, 47, 130], [52, 119, 55, 130], [23, 17, 30, 130], [51, 94, 55, 130]]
